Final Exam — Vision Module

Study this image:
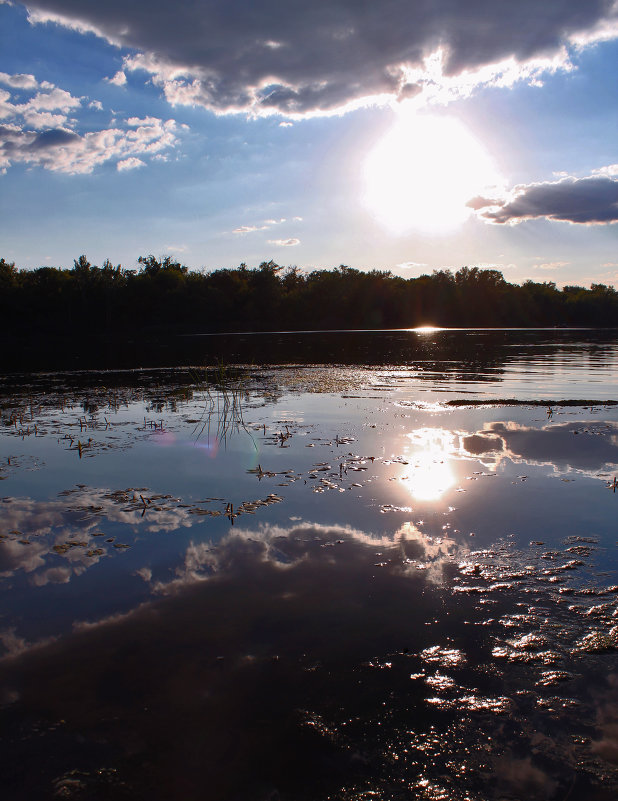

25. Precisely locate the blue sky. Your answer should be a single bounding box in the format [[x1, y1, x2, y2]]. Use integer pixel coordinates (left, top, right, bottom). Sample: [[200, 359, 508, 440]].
[[1, 0, 617, 286]]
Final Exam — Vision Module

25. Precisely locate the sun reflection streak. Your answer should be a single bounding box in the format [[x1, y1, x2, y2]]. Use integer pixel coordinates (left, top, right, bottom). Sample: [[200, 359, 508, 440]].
[[402, 428, 457, 502]]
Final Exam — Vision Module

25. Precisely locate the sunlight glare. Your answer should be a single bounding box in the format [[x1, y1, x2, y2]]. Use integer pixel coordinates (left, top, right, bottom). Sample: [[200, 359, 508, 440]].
[[402, 428, 457, 502], [362, 108, 502, 234]]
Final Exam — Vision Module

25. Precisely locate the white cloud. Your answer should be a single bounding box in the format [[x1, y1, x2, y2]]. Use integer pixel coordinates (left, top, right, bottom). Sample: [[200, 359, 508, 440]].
[[593, 163, 618, 177], [0, 71, 39, 90], [1, 116, 178, 174], [21, 110, 66, 128], [397, 261, 428, 270], [532, 261, 569, 270], [0, 77, 83, 129], [267, 238, 300, 247], [117, 156, 145, 171], [127, 115, 161, 127], [26, 5, 115, 40], [23, 86, 81, 113], [21, 1, 618, 116], [106, 70, 127, 87], [1, 89, 16, 119], [232, 224, 266, 235], [0, 70, 181, 173], [232, 217, 295, 235]]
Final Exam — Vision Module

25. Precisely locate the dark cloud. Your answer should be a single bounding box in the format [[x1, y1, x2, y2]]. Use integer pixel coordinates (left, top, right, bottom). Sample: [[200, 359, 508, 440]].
[[29, 127, 79, 149], [471, 176, 618, 225], [22, 1, 618, 114]]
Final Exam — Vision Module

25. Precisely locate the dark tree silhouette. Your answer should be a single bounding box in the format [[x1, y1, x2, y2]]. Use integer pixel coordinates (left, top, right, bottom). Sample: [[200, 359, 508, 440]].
[[1, 254, 616, 370]]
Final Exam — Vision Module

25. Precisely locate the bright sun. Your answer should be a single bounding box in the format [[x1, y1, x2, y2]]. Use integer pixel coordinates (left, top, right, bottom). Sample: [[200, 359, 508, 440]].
[[362, 109, 502, 234]]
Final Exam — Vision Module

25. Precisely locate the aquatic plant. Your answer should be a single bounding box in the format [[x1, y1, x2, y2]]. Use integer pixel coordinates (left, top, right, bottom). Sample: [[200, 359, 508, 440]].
[[192, 364, 256, 448]]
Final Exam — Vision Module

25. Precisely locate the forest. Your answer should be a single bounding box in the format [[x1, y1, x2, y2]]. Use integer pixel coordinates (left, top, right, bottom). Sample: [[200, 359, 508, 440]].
[[2, 254, 616, 333]]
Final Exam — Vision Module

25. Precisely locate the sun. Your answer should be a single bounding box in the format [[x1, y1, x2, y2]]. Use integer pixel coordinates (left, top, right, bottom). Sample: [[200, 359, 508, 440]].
[[362, 108, 502, 234]]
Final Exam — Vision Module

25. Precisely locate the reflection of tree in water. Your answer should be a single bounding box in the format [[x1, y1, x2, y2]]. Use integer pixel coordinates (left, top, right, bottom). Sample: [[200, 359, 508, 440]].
[[2, 329, 617, 391]]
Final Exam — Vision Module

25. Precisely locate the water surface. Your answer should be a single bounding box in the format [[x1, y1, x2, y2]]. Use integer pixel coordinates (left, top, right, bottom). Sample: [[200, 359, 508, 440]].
[[1, 331, 618, 800]]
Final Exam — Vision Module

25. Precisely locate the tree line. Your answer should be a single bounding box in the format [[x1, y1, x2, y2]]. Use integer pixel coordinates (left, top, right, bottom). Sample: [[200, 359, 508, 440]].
[[1, 255, 617, 341]]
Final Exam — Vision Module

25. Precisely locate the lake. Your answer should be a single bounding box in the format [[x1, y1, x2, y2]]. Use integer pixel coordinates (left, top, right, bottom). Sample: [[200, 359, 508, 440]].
[[1, 329, 618, 800]]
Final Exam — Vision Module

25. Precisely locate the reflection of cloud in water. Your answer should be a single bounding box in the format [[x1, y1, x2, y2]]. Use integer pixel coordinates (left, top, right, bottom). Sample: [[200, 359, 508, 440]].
[[151, 520, 466, 594], [493, 755, 558, 797], [153, 521, 387, 593], [461, 420, 618, 477], [1, 489, 195, 536], [0, 530, 100, 586], [2, 521, 618, 799], [403, 420, 618, 484], [0, 521, 462, 799], [0, 538, 48, 577], [0, 487, 197, 586], [397, 521, 467, 584], [592, 673, 618, 765], [0, 627, 57, 661]]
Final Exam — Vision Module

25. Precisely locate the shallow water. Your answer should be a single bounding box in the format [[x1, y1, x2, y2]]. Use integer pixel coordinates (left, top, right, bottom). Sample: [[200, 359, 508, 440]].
[[1, 333, 618, 800]]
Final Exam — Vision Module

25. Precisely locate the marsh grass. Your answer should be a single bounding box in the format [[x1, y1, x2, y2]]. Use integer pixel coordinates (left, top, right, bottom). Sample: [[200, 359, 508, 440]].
[[191, 364, 256, 449]]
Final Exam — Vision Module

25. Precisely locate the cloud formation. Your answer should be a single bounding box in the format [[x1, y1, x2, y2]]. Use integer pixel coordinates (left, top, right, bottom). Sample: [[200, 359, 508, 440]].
[[268, 238, 300, 247], [461, 420, 618, 476], [0, 74, 80, 131], [117, 156, 146, 171], [21, 1, 618, 115], [470, 175, 618, 225], [533, 260, 569, 271], [0, 73, 180, 173], [232, 217, 294, 235]]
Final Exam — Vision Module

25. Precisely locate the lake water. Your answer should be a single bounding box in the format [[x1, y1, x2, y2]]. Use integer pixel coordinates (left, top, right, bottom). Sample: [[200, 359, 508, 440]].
[[1, 329, 618, 800]]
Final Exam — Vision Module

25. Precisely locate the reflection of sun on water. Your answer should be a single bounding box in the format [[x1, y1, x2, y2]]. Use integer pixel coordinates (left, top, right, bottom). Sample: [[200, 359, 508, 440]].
[[411, 325, 441, 333], [362, 107, 502, 234], [402, 428, 457, 502]]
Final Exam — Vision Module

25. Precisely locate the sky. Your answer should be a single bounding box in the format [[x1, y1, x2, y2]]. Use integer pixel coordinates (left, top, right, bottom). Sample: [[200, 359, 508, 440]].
[[1, 0, 618, 287]]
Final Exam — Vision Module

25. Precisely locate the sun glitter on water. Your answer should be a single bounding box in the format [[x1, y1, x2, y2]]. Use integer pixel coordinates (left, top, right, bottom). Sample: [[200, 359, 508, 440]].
[[362, 108, 502, 235], [401, 428, 457, 502]]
